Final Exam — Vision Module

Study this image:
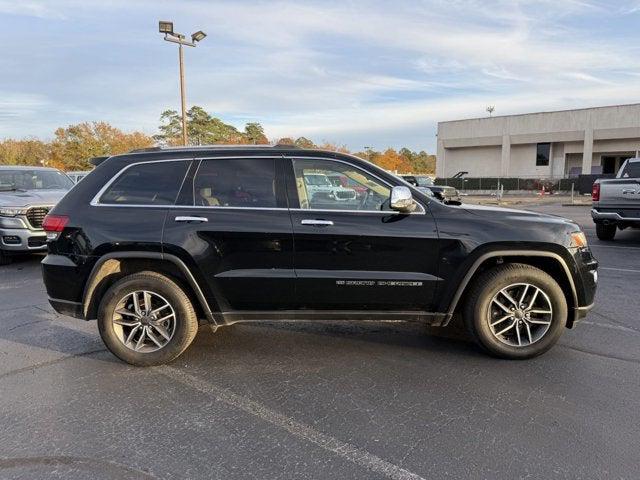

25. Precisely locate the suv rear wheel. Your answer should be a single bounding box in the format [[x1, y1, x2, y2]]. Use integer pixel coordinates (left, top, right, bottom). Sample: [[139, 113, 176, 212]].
[[464, 263, 567, 359], [97, 271, 198, 366], [595, 223, 616, 241]]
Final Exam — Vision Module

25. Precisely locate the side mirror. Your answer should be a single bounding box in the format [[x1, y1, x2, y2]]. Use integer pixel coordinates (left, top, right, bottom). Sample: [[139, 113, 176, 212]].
[[390, 186, 416, 213]]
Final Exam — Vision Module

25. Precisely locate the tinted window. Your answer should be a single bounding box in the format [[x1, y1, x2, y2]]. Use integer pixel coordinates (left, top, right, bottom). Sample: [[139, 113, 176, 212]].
[[536, 143, 550, 166], [620, 160, 640, 178], [292, 158, 391, 211], [193, 158, 277, 208], [100, 161, 189, 205]]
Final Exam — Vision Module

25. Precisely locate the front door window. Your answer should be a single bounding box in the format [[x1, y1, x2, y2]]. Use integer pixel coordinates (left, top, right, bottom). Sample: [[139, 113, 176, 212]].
[[292, 158, 391, 212]]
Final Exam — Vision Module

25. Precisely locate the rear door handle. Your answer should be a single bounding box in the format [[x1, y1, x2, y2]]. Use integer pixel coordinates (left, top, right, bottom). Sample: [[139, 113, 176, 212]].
[[301, 219, 334, 226], [175, 216, 208, 223]]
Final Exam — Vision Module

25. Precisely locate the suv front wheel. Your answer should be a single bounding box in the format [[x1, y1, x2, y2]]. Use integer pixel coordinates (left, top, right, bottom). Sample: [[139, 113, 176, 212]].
[[97, 271, 199, 366], [464, 264, 567, 359]]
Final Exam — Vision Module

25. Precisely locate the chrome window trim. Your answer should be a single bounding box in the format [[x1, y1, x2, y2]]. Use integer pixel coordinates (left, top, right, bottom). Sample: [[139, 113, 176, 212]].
[[288, 156, 426, 215], [90, 154, 425, 215]]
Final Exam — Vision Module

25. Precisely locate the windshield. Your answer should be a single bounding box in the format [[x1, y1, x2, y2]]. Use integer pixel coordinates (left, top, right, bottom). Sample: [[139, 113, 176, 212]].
[[414, 176, 434, 187], [305, 174, 332, 186], [0, 169, 73, 191]]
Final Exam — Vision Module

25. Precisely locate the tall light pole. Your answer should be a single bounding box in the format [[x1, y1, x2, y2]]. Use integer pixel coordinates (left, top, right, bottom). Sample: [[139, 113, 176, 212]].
[[159, 21, 207, 146]]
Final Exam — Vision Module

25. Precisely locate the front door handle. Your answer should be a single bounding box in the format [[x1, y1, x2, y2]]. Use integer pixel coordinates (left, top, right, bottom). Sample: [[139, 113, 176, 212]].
[[175, 216, 208, 223], [301, 219, 334, 226]]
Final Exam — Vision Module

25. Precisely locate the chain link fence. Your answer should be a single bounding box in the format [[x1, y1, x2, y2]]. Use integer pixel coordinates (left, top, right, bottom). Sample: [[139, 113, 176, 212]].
[[434, 176, 581, 193]]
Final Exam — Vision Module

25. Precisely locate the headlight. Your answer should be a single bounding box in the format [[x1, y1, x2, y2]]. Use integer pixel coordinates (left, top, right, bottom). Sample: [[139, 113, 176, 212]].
[[570, 231, 588, 248], [0, 207, 27, 217]]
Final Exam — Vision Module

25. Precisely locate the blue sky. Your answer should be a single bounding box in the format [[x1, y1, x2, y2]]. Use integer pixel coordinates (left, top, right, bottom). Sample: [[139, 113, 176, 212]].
[[2, 0, 640, 152]]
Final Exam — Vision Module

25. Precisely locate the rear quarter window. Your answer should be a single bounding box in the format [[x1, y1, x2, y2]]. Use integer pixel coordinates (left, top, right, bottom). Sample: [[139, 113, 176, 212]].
[[100, 161, 189, 205], [619, 161, 640, 178]]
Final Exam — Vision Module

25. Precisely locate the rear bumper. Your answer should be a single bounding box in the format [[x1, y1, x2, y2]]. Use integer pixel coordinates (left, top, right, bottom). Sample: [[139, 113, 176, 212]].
[[41, 254, 91, 317], [591, 208, 640, 224], [48, 297, 85, 319]]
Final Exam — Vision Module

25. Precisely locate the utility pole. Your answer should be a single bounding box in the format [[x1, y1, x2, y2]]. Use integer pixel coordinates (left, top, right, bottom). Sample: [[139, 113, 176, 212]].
[[159, 21, 207, 146], [178, 43, 187, 146]]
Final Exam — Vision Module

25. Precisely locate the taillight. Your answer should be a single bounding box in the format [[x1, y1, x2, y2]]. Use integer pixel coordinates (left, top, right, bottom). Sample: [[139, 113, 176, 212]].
[[591, 183, 600, 202], [42, 215, 69, 239]]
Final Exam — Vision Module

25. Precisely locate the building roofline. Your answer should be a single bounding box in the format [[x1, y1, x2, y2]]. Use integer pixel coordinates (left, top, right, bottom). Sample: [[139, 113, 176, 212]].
[[438, 102, 640, 125]]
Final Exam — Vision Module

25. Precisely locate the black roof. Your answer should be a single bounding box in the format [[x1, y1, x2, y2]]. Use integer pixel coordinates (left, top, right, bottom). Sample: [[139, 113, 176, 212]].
[[91, 144, 361, 167]]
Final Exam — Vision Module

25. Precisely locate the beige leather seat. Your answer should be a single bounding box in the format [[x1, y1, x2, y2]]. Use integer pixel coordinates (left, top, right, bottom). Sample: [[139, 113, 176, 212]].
[[198, 187, 220, 206]]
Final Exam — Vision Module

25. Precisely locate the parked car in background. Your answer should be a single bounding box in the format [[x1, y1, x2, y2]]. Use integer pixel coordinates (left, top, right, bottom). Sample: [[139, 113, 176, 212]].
[[303, 172, 357, 203], [327, 173, 368, 198], [0, 166, 73, 264], [41, 145, 597, 366], [401, 175, 461, 204], [592, 157, 640, 240], [67, 171, 91, 183]]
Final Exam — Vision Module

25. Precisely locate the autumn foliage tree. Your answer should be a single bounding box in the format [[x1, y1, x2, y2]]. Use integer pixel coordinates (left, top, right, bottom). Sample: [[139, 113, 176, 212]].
[[372, 148, 411, 172], [49, 122, 153, 170], [0, 139, 50, 166], [0, 104, 436, 175]]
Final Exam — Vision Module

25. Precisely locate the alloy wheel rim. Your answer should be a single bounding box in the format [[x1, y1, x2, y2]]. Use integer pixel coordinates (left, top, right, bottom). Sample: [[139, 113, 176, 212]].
[[112, 290, 176, 353], [487, 283, 553, 347]]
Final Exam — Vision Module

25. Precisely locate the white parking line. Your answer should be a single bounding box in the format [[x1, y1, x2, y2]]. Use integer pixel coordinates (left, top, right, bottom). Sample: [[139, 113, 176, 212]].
[[582, 321, 638, 334], [590, 244, 640, 250], [599, 267, 640, 274], [158, 366, 426, 480]]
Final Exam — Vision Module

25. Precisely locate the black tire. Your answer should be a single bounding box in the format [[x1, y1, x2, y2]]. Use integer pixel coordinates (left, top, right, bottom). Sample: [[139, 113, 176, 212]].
[[596, 223, 616, 241], [97, 271, 198, 366], [0, 249, 11, 266], [463, 263, 567, 359]]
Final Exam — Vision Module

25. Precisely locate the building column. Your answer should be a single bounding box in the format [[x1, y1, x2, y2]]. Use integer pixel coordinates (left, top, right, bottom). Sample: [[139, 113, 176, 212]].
[[582, 128, 593, 174], [501, 135, 510, 177], [436, 139, 446, 178]]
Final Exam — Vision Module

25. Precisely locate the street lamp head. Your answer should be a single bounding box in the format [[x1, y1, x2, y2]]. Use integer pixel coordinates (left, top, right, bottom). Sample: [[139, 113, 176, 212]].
[[159, 20, 174, 34], [191, 30, 207, 43]]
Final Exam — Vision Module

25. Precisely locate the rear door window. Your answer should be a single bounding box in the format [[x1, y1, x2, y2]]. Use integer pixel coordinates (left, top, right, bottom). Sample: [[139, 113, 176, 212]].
[[100, 161, 189, 205], [192, 158, 278, 208]]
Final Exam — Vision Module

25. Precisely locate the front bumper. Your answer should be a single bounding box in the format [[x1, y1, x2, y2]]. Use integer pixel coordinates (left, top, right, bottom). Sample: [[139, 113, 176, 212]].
[[0, 226, 47, 252], [574, 303, 594, 322]]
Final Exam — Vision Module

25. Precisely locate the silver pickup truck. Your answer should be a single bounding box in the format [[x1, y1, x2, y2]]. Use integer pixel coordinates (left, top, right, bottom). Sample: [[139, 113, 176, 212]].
[[591, 158, 640, 240], [0, 166, 73, 264]]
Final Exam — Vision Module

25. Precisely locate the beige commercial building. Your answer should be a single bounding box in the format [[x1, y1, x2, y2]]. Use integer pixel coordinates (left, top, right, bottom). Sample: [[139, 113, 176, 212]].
[[436, 104, 640, 178]]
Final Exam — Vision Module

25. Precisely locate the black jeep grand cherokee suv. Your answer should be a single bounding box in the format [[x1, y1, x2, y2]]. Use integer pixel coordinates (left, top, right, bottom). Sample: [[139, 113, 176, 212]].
[[41, 145, 598, 366]]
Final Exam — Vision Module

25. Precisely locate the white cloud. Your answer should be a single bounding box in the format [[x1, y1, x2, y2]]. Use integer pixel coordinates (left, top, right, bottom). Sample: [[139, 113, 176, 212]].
[[0, 0, 66, 19], [2, 0, 640, 151]]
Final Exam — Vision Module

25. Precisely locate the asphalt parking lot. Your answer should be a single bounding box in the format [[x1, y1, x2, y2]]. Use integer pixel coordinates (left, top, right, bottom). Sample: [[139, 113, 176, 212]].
[[1, 203, 639, 480]]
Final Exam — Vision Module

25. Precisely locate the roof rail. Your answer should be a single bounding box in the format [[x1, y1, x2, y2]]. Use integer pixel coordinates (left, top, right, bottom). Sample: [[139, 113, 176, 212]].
[[128, 147, 162, 153], [89, 156, 110, 166], [128, 144, 300, 154]]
